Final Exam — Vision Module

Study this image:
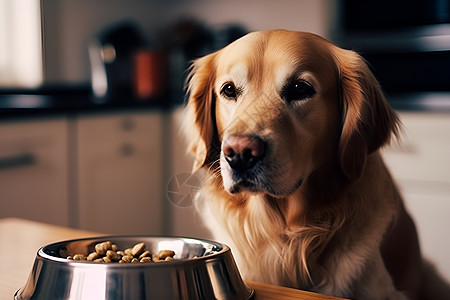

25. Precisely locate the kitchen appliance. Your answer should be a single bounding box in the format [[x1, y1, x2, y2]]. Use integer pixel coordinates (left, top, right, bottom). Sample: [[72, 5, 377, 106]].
[[337, 0, 450, 106], [89, 22, 145, 104]]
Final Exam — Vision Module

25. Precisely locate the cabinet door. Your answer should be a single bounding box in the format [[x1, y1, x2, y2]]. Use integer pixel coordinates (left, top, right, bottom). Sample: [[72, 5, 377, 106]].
[[383, 112, 450, 183], [168, 107, 211, 239], [76, 112, 164, 235], [0, 118, 69, 226]]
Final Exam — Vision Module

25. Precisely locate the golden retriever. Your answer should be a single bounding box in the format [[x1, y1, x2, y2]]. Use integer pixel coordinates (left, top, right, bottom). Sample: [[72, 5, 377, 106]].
[[184, 30, 450, 299]]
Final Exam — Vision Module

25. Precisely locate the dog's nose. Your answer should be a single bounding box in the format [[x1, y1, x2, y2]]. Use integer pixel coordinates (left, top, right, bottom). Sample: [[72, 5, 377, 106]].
[[223, 135, 265, 171]]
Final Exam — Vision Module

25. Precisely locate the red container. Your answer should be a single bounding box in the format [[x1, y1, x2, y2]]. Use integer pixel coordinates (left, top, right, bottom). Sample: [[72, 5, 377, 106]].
[[133, 50, 166, 100]]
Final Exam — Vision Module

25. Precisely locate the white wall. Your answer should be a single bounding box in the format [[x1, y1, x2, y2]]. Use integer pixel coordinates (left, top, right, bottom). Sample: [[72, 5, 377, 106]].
[[42, 0, 161, 84], [155, 0, 334, 35], [41, 0, 334, 84]]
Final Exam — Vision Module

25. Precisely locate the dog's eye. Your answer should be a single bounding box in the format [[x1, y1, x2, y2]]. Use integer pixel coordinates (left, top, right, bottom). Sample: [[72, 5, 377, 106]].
[[281, 79, 316, 103], [221, 82, 238, 100]]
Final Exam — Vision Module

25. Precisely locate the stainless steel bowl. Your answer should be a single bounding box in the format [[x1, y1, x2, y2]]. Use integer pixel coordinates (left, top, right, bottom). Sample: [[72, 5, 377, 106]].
[[15, 236, 254, 300]]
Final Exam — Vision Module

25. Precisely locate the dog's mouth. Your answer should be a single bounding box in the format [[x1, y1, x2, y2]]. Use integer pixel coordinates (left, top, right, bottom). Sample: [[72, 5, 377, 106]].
[[227, 178, 262, 194], [226, 167, 267, 194], [221, 155, 303, 197], [227, 175, 303, 196]]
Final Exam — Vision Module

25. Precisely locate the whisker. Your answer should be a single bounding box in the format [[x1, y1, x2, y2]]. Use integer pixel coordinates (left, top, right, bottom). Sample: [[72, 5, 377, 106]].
[[207, 159, 222, 178]]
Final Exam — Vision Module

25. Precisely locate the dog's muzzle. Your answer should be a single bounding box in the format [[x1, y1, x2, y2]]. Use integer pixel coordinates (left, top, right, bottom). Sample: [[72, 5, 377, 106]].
[[220, 135, 268, 194]]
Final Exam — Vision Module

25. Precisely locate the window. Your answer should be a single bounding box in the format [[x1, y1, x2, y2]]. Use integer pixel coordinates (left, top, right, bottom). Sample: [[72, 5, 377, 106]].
[[0, 0, 43, 88]]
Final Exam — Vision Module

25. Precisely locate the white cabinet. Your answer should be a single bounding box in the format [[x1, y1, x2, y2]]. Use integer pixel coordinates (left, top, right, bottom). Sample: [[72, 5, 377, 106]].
[[167, 107, 212, 239], [383, 112, 450, 183], [75, 112, 165, 235], [0, 118, 69, 226]]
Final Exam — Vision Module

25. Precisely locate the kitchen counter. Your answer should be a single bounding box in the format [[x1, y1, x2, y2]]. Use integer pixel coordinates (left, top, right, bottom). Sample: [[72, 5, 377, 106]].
[[0, 218, 345, 300], [0, 86, 171, 121], [2, 86, 450, 122]]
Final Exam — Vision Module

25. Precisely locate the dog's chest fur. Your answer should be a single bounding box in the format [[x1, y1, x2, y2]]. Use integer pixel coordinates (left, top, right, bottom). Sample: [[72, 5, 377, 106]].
[[195, 153, 399, 297]]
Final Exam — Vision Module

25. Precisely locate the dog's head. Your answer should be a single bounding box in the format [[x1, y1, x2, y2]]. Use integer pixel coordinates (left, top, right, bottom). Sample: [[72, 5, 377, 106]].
[[186, 30, 399, 197]]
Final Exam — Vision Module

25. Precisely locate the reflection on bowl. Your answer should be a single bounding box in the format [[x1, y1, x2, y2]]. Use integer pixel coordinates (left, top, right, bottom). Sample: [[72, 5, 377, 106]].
[[15, 236, 254, 300]]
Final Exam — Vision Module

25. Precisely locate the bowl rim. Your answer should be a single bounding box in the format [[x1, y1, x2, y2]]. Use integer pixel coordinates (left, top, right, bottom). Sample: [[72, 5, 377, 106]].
[[37, 235, 230, 267]]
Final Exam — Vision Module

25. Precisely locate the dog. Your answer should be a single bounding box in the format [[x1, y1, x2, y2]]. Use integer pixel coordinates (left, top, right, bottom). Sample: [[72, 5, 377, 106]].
[[183, 30, 450, 299]]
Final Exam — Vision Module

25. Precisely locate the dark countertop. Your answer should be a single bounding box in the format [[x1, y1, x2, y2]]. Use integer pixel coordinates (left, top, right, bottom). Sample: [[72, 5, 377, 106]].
[[1, 85, 449, 122], [387, 92, 450, 112], [0, 85, 177, 121]]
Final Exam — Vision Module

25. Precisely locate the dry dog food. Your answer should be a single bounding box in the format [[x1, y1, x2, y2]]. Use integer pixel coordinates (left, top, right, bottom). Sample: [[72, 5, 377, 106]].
[[66, 241, 175, 263]]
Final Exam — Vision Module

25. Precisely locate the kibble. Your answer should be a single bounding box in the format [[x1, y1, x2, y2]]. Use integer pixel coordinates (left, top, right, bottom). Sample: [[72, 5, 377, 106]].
[[121, 254, 134, 263], [66, 241, 176, 264], [95, 241, 112, 256], [139, 250, 151, 259], [87, 252, 100, 261], [131, 242, 145, 256], [158, 250, 175, 259], [106, 250, 121, 262], [140, 257, 152, 263], [73, 254, 86, 261]]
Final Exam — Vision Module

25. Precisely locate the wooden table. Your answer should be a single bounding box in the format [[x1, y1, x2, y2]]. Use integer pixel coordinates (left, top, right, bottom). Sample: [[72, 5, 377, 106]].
[[0, 218, 344, 299]]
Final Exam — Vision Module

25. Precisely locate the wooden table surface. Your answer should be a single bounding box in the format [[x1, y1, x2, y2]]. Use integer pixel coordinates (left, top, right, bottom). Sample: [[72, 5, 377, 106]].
[[0, 218, 345, 299]]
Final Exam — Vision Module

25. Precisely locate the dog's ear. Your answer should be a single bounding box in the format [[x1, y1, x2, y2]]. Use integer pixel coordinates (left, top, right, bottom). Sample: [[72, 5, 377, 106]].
[[333, 47, 400, 181], [185, 52, 220, 171]]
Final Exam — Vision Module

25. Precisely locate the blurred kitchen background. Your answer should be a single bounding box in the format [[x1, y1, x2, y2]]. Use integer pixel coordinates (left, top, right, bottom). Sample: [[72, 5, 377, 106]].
[[1, 0, 449, 281]]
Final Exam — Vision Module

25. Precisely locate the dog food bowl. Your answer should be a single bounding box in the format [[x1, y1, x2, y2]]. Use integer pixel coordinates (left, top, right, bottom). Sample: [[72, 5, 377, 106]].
[[15, 236, 254, 300]]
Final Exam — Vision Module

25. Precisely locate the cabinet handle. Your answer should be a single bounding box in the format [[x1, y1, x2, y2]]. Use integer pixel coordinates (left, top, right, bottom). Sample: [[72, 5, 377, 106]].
[[0, 153, 36, 170], [121, 117, 136, 131], [120, 143, 135, 156]]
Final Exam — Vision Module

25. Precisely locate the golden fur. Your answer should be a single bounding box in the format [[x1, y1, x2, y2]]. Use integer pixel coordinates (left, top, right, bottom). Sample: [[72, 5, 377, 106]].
[[184, 30, 450, 299]]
